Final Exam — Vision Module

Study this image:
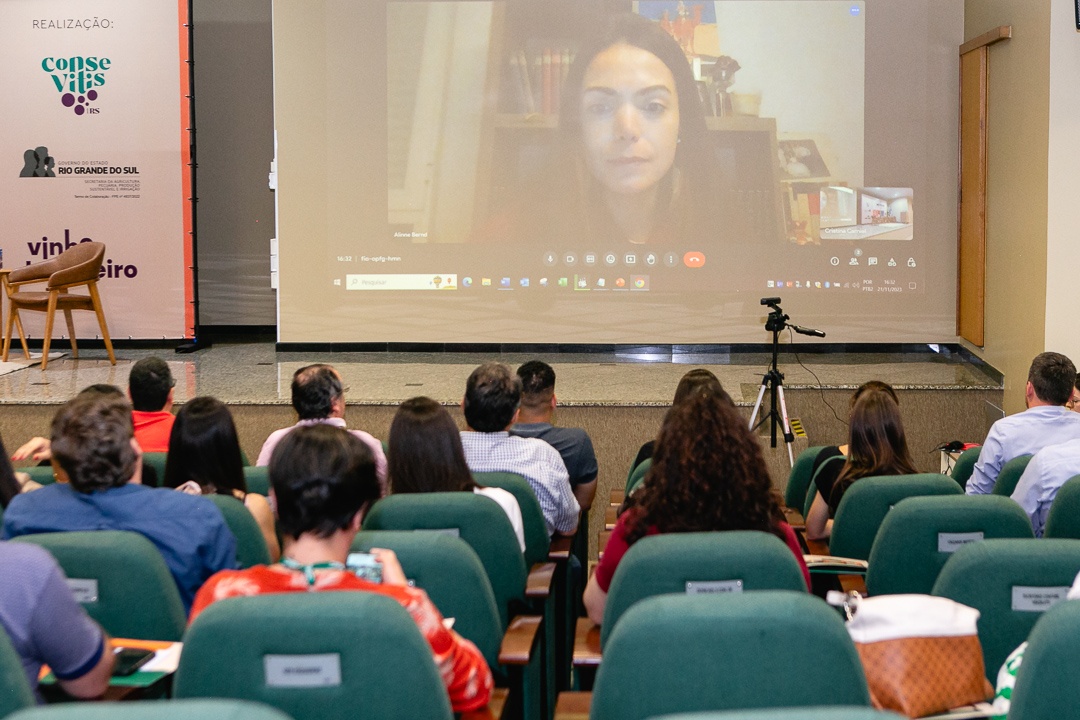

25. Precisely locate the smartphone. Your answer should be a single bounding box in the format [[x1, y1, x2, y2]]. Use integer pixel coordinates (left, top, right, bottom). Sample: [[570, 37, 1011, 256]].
[[346, 552, 383, 584], [112, 647, 155, 677]]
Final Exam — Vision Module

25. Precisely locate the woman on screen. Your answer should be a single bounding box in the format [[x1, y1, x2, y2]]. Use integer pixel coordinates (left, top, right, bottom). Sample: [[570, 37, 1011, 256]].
[[480, 13, 718, 247]]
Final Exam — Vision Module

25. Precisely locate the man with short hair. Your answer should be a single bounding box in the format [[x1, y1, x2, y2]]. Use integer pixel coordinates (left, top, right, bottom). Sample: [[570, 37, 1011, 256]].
[[511, 360, 598, 512], [460, 362, 579, 536], [128, 356, 176, 452], [0, 541, 115, 701], [967, 352, 1080, 495], [1, 394, 237, 611], [255, 364, 387, 492]]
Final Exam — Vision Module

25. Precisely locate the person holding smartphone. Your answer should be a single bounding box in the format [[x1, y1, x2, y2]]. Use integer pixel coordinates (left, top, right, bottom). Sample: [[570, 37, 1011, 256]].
[[189, 424, 493, 714]]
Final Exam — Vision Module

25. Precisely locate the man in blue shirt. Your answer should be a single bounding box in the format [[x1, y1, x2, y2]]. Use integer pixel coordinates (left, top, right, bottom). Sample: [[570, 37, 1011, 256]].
[[967, 352, 1080, 495], [1011, 438, 1080, 536], [2, 393, 237, 612]]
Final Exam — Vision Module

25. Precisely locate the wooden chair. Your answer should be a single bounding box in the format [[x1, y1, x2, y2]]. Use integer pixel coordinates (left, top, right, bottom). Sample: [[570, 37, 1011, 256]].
[[2, 241, 115, 370]]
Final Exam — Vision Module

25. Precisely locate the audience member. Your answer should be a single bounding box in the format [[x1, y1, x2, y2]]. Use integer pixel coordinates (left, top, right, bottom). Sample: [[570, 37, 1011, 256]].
[[1068, 373, 1080, 411], [1011, 436, 1080, 537], [805, 386, 917, 541], [0, 541, 115, 701], [163, 396, 280, 561], [967, 352, 1080, 495], [511, 361, 598, 512], [11, 384, 126, 463], [582, 387, 810, 625], [459, 362, 579, 537], [256, 364, 387, 494], [1, 393, 238, 611], [388, 396, 525, 552], [128, 357, 176, 453], [631, 368, 723, 471], [190, 424, 493, 713]]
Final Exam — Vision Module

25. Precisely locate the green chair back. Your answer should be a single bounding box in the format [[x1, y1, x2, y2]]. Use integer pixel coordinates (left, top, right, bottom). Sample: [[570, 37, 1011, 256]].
[[1043, 475, 1080, 539], [10, 530, 186, 641], [242, 466, 270, 497], [590, 592, 869, 720], [649, 709, 902, 720], [8, 700, 294, 720], [992, 454, 1034, 497], [362, 492, 526, 629], [951, 446, 982, 489], [600, 531, 807, 648], [20, 466, 56, 486], [473, 471, 550, 567], [174, 592, 452, 720], [0, 625, 35, 718], [866, 495, 1034, 596], [625, 458, 652, 496], [1007, 598, 1080, 720], [932, 538, 1080, 681], [829, 474, 962, 561], [207, 495, 271, 569], [352, 530, 503, 680], [784, 445, 827, 510], [804, 453, 846, 518], [141, 452, 168, 488]]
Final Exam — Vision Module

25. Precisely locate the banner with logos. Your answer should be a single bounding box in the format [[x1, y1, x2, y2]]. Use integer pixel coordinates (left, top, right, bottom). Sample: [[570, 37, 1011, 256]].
[[0, 0, 193, 341]]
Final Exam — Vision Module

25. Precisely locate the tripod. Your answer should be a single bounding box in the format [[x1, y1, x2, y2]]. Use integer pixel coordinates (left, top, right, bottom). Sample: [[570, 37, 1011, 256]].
[[748, 298, 825, 468]]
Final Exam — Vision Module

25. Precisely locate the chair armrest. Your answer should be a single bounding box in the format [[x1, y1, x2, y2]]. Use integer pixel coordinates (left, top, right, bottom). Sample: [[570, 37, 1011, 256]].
[[783, 507, 805, 529], [498, 615, 542, 666], [8, 259, 61, 284], [572, 617, 602, 667], [548, 536, 572, 561], [609, 489, 624, 506], [597, 530, 611, 560], [604, 505, 617, 530], [554, 691, 592, 720], [840, 575, 867, 594], [459, 687, 509, 720], [802, 535, 830, 556], [526, 561, 555, 599]]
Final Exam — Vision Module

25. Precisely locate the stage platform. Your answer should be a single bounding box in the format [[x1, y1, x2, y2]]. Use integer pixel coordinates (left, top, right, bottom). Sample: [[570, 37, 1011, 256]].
[[0, 341, 1003, 558]]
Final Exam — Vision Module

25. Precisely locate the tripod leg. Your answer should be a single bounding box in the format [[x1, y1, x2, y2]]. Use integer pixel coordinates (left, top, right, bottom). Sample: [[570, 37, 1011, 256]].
[[748, 379, 769, 430], [776, 384, 796, 468]]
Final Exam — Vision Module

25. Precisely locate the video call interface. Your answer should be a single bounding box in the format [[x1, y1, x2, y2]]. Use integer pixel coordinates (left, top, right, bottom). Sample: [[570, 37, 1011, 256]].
[[276, 0, 958, 343], [337, 0, 924, 299]]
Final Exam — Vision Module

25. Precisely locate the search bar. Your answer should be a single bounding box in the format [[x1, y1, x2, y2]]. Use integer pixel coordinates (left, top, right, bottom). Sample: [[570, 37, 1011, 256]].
[[345, 274, 457, 290]]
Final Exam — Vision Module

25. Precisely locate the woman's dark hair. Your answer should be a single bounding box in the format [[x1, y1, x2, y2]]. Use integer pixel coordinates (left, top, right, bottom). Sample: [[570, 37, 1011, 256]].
[[497, 13, 717, 247], [625, 387, 785, 544], [851, 380, 898, 408], [831, 389, 917, 503], [389, 396, 476, 494], [163, 396, 246, 496], [0, 433, 23, 508], [672, 368, 723, 405], [270, 424, 379, 539], [51, 394, 138, 493]]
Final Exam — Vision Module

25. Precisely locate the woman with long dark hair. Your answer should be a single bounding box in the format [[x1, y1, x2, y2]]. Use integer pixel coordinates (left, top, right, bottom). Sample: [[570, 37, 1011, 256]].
[[163, 397, 279, 560], [388, 396, 525, 552], [583, 387, 809, 624], [805, 386, 917, 540]]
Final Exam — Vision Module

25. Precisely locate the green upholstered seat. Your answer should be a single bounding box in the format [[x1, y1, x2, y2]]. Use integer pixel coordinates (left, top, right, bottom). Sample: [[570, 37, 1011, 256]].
[[625, 458, 652, 496], [866, 494, 1034, 596], [473, 471, 551, 568], [362, 492, 527, 630], [829, 474, 963, 561], [600, 531, 807, 648], [951, 446, 982, 489], [992, 454, 1034, 497], [932, 538, 1080, 681], [804, 452, 845, 518], [174, 592, 452, 720], [8, 700, 294, 720], [589, 592, 870, 720], [0, 626, 35, 718], [1007, 598, 1080, 720], [20, 465, 56, 486], [242, 466, 270, 496], [10, 530, 186, 641], [1042, 475, 1080, 539], [141, 452, 168, 488], [784, 445, 827, 510], [207, 494, 271, 569]]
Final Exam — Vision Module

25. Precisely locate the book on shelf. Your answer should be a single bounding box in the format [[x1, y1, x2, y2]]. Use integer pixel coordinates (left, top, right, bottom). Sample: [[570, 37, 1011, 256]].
[[505, 44, 575, 116]]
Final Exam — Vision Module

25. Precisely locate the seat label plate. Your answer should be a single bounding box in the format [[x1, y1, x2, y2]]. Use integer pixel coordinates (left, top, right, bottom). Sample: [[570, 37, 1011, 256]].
[[685, 579, 743, 594], [937, 531, 984, 552], [67, 578, 98, 604], [264, 654, 342, 687], [1011, 586, 1070, 612]]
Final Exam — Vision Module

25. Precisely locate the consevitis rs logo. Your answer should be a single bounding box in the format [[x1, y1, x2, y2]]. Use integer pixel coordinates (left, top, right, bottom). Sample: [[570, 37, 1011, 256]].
[[41, 55, 111, 115]]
